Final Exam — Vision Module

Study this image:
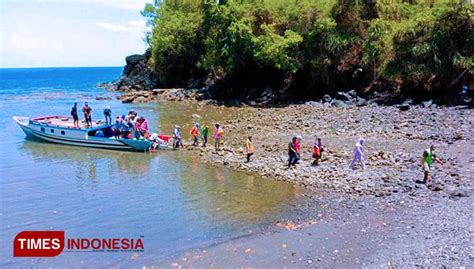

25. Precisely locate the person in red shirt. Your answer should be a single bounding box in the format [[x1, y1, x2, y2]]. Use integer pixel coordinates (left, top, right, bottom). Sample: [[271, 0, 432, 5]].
[[189, 123, 200, 146], [82, 102, 92, 127]]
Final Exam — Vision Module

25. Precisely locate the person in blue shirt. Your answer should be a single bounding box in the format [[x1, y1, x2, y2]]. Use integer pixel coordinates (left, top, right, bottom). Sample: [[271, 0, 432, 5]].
[[113, 116, 123, 139]]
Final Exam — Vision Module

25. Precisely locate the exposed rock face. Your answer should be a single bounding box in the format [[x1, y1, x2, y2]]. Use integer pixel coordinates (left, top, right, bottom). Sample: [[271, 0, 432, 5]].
[[116, 49, 158, 91], [116, 88, 206, 103]]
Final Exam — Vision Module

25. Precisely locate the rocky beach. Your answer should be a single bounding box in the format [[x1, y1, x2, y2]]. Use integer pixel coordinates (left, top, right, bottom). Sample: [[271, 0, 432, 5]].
[[107, 86, 473, 267]]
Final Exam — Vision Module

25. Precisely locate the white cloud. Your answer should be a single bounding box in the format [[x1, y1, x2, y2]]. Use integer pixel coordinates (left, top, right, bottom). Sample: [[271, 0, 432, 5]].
[[89, 0, 150, 11], [96, 20, 147, 34]]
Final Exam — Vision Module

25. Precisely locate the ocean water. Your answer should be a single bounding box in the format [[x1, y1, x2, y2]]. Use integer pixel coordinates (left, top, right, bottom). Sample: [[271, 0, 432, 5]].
[[0, 67, 303, 267]]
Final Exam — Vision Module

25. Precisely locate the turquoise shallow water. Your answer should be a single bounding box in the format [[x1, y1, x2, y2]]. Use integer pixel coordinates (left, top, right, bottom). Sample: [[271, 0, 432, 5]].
[[0, 67, 303, 267]]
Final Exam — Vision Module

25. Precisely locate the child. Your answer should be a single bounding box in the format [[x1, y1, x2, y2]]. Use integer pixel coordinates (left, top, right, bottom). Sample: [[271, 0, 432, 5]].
[[173, 125, 183, 150], [246, 136, 254, 163], [312, 138, 321, 166], [201, 125, 210, 147], [317, 138, 324, 159]]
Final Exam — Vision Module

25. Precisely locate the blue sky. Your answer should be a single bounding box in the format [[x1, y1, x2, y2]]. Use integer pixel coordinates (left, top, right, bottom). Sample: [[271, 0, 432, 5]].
[[0, 0, 151, 67]]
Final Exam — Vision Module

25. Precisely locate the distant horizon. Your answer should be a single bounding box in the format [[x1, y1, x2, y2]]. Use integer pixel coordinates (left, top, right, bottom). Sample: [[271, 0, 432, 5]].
[[0, 66, 124, 69]]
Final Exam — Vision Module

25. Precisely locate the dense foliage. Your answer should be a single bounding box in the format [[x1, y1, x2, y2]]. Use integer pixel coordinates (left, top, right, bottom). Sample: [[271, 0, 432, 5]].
[[142, 0, 473, 100]]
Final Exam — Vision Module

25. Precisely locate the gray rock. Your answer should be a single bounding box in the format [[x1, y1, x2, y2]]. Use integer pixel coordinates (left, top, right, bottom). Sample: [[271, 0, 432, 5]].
[[335, 91, 352, 101], [403, 98, 414, 105], [305, 101, 320, 107], [422, 100, 433, 108], [322, 94, 332, 103], [356, 97, 367, 106], [331, 100, 349, 107], [449, 187, 469, 198], [398, 104, 410, 111], [347, 89, 357, 98]]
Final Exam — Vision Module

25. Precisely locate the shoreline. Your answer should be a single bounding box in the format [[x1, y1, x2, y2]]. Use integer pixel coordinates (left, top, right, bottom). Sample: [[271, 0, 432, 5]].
[[126, 89, 472, 197], [100, 88, 472, 267]]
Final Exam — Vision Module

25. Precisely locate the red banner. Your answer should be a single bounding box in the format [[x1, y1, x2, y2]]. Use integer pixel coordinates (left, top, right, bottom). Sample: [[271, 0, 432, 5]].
[[13, 231, 65, 257]]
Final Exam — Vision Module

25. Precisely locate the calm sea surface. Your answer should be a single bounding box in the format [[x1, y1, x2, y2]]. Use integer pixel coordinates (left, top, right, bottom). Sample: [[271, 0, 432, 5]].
[[0, 67, 304, 267]]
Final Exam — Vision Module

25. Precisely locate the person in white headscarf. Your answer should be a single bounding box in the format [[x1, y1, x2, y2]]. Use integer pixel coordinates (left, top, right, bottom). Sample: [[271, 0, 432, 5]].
[[350, 138, 365, 169]]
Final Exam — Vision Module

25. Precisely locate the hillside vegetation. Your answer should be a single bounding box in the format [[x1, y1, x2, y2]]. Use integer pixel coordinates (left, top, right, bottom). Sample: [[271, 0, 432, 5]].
[[140, 0, 473, 101]]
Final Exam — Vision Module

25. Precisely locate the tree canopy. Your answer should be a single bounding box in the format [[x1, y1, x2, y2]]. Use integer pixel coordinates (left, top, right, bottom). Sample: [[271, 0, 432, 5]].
[[143, 0, 473, 100]]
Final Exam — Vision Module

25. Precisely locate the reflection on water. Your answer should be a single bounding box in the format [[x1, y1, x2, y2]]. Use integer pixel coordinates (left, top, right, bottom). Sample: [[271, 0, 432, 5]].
[[4, 126, 303, 267], [21, 141, 155, 177], [0, 68, 305, 267]]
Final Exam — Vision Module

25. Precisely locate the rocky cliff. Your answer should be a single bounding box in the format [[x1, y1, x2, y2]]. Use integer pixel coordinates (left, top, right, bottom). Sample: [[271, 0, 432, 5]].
[[115, 49, 157, 91]]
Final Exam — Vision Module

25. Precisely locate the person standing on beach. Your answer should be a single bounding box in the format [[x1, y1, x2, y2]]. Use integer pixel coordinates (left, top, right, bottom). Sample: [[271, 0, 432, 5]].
[[71, 102, 79, 128], [82, 102, 92, 127], [317, 138, 324, 159], [421, 145, 444, 183], [294, 135, 302, 164], [103, 106, 112, 125], [213, 124, 223, 152], [350, 138, 365, 169], [312, 137, 321, 166], [246, 135, 254, 163], [288, 137, 298, 168], [173, 125, 183, 150], [190, 123, 200, 146], [201, 125, 210, 147]]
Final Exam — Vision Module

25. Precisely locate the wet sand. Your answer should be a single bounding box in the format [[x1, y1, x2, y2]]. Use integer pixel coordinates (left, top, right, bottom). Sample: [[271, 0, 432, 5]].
[[164, 192, 473, 268]]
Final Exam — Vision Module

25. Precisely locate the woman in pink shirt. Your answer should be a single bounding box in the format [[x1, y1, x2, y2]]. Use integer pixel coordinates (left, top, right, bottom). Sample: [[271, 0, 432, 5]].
[[136, 117, 149, 138]]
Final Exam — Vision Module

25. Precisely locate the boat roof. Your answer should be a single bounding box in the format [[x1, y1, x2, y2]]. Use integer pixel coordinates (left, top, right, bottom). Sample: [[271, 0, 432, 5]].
[[31, 116, 109, 131]]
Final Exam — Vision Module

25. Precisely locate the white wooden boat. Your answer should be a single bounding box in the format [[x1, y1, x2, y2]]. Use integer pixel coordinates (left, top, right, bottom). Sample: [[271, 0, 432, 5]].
[[13, 116, 162, 151]]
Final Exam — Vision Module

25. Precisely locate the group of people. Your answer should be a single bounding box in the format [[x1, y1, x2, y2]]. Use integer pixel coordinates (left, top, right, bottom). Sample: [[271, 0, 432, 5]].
[[70, 102, 444, 183], [287, 136, 324, 168], [112, 110, 149, 140], [71, 102, 93, 128], [70, 103, 149, 140], [70, 102, 113, 128], [172, 121, 224, 152], [287, 135, 443, 183]]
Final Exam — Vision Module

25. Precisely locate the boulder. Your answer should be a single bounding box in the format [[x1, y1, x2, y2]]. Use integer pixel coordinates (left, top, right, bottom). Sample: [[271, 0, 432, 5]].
[[398, 104, 410, 111], [347, 89, 357, 98], [335, 91, 352, 101], [132, 96, 148, 103], [356, 97, 367, 106], [322, 94, 332, 103], [449, 187, 469, 198], [331, 99, 350, 107], [422, 100, 433, 108], [121, 96, 135, 103]]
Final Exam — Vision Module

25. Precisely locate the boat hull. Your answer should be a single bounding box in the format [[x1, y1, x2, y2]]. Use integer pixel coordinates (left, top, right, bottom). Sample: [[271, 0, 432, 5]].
[[13, 116, 152, 152]]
